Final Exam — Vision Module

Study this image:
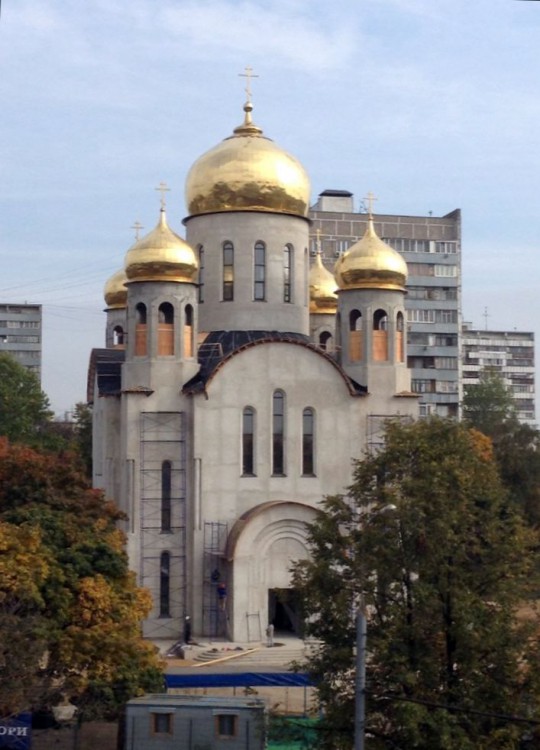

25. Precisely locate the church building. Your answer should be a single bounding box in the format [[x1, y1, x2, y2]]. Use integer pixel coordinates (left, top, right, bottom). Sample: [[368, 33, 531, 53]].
[[88, 94, 418, 642]]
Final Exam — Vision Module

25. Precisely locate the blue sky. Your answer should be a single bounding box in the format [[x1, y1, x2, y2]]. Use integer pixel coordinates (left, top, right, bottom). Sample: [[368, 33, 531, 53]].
[[1, 0, 539, 415]]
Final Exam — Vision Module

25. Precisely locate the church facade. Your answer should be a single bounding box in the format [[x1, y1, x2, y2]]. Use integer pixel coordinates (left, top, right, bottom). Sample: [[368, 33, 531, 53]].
[[88, 98, 418, 642]]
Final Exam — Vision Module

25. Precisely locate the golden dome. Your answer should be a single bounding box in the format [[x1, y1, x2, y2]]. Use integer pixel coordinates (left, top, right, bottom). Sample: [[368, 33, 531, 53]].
[[185, 101, 311, 218], [334, 218, 407, 291], [309, 251, 338, 314], [104, 268, 128, 309], [124, 209, 198, 283]]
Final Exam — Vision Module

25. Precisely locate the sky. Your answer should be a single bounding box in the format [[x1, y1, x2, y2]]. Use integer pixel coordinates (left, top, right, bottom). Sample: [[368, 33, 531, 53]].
[[1, 0, 540, 416]]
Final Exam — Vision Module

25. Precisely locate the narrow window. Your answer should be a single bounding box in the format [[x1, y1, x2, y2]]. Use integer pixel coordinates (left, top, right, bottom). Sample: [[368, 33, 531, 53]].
[[198, 245, 204, 303], [135, 303, 147, 356], [319, 331, 332, 351], [254, 241, 266, 301], [113, 325, 124, 347], [396, 312, 405, 363], [223, 241, 234, 301], [283, 244, 293, 302], [272, 390, 285, 476], [242, 407, 255, 476], [184, 305, 193, 358], [161, 461, 172, 532], [160, 551, 170, 617], [373, 309, 389, 361], [302, 407, 315, 475], [158, 302, 174, 356], [349, 310, 362, 362]]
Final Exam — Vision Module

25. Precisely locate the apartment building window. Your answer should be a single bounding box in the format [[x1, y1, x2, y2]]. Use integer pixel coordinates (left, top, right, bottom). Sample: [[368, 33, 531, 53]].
[[407, 309, 436, 324], [434, 265, 457, 277], [435, 357, 458, 370], [435, 241, 458, 254], [223, 241, 234, 301], [411, 379, 436, 393]]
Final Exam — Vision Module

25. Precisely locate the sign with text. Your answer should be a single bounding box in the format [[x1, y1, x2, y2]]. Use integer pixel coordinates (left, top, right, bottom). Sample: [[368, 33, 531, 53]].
[[0, 713, 31, 750]]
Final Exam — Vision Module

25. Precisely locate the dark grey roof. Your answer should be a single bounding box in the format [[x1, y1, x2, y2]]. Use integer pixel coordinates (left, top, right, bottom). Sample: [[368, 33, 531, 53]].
[[184, 330, 367, 396]]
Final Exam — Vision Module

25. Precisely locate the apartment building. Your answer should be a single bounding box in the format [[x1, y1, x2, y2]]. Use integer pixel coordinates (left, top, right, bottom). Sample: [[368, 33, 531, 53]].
[[0, 303, 42, 381], [462, 323, 535, 426], [309, 190, 461, 417]]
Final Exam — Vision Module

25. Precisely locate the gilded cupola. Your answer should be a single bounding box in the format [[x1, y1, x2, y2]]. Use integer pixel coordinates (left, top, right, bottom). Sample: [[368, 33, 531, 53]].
[[309, 241, 338, 314], [185, 100, 311, 218], [334, 217, 407, 292], [124, 209, 198, 283], [104, 268, 128, 309]]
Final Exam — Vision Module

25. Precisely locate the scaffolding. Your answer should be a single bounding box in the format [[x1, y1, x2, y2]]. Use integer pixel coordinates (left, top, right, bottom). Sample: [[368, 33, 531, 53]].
[[203, 521, 228, 637], [140, 412, 187, 638]]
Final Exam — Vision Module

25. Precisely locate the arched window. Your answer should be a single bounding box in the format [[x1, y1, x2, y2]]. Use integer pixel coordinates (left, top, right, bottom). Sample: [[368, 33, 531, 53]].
[[184, 305, 194, 358], [158, 302, 174, 356], [283, 244, 293, 302], [396, 312, 405, 363], [113, 325, 124, 347], [223, 241, 234, 301], [302, 407, 315, 476], [161, 461, 172, 532], [254, 241, 266, 300], [373, 309, 389, 361], [272, 390, 285, 476], [135, 303, 147, 356], [319, 331, 333, 351], [242, 407, 255, 476], [349, 310, 362, 362], [160, 551, 170, 618], [198, 245, 204, 303]]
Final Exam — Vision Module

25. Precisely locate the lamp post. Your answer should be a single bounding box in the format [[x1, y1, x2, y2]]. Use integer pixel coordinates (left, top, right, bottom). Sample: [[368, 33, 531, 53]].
[[350, 503, 397, 750]]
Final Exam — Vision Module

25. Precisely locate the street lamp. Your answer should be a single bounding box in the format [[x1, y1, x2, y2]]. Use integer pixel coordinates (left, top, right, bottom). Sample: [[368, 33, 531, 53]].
[[348, 503, 397, 750]]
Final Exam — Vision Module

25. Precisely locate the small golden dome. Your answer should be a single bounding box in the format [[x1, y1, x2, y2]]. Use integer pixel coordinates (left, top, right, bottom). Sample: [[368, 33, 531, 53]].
[[309, 251, 338, 314], [124, 209, 198, 283], [334, 218, 407, 291], [104, 268, 128, 309], [185, 101, 311, 218]]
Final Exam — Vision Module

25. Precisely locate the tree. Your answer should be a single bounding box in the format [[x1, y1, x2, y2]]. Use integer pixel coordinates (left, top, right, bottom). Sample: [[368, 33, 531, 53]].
[[293, 418, 540, 750], [463, 368, 540, 526], [0, 438, 164, 719], [462, 368, 515, 440], [0, 353, 53, 446]]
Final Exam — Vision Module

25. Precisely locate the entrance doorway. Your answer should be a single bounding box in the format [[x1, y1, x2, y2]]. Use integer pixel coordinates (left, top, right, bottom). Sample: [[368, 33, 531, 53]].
[[268, 588, 302, 635]]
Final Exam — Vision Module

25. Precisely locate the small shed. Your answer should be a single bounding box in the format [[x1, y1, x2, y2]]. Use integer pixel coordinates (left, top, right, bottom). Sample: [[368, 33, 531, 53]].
[[124, 694, 266, 750]]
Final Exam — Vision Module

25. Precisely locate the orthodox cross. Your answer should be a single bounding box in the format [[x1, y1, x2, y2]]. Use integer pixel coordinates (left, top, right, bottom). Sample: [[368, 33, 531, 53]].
[[239, 66, 259, 101], [131, 221, 144, 241], [155, 181, 171, 210], [364, 191, 378, 217]]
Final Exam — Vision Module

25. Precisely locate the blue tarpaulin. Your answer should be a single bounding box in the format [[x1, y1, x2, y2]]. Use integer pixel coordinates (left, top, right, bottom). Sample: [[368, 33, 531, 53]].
[[165, 672, 312, 689]]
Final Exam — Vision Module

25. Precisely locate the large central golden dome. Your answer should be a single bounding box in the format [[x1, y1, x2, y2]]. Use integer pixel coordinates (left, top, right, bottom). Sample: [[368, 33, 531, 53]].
[[185, 101, 311, 218]]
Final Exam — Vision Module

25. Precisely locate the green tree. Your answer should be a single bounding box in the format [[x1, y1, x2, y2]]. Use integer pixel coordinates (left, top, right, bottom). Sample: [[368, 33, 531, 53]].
[[293, 418, 540, 750], [462, 368, 515, 439], [0, 438, 163, 719], [72, 402, 93, 478], [0, 353, 53, 446], [463, 368, 540, 526]]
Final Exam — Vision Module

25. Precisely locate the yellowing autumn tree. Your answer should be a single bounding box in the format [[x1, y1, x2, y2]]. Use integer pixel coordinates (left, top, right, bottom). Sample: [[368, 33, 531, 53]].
[[0, 438, 163, 718]]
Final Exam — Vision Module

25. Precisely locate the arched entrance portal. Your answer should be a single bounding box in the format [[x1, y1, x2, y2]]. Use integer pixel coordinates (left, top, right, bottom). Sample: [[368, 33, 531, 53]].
[[225, 501, 318, 642]]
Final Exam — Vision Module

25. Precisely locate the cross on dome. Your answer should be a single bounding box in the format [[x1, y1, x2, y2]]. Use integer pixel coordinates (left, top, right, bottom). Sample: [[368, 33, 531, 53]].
[[238, 65, 259, 103], [155, 181, 171, 210]]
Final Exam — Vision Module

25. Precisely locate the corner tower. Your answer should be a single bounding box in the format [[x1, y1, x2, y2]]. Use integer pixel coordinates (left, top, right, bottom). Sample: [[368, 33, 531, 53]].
[[184, 94, 311, 336], [334, 201, 411, 397]]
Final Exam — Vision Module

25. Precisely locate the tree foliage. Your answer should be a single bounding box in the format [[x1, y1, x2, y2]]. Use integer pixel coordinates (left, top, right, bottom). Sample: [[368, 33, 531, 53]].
[[0, 353, 53, 447], [0, 438, 163, 718], [463, 368, 540, 526], [293, 418, 540, 749]]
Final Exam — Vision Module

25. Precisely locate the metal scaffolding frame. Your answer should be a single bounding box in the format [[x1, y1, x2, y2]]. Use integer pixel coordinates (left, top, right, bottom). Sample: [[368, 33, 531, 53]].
[[140, 412, 187, 637], [203, 521, 228, 637]]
